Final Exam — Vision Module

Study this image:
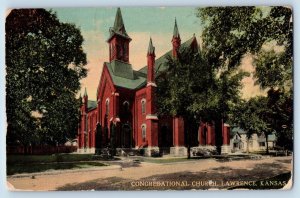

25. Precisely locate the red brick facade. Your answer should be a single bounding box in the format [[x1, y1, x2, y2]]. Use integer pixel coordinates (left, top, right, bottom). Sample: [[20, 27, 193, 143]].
[[77, 8, 230, 155]]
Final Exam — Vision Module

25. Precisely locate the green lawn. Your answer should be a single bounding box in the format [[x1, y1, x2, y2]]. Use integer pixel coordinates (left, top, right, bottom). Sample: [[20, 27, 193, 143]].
[[7, 161, 107, 175], [7, 153, 94, 164], [137, 157, 190, 164], [7, 154, 107, 175]]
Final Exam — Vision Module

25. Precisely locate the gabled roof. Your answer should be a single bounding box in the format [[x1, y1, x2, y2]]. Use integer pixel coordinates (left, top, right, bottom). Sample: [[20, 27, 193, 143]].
[[110, 60, 134, 79], [104, 36, 197, 90], [138, 36, 197, 75], [267, 133, 277, 142], [87, 100, 97, 111], [105, 60, 146, 90], [231, 127, 247, 135], [258, 133, 277, 142]]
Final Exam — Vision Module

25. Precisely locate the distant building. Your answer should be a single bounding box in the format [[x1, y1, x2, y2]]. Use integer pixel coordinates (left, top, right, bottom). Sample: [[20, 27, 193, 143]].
[[230, 127, 277, 153]]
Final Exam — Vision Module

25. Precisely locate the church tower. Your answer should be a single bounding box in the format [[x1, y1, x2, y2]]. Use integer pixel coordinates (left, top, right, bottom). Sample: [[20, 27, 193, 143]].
[[145, 38, 159, 156], [172, 18, 181, 58], [147, 37, 156, 86], [83, 87, 88, 112], [107, 8, 132, 63]]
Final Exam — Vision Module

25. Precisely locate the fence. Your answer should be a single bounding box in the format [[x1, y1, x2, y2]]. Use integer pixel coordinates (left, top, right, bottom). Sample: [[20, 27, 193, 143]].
[[7, 145, 77, 155]]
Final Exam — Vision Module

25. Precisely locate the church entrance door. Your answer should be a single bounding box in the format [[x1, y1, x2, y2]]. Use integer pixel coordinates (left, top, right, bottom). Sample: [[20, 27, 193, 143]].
[[121, 123, 132, 148]]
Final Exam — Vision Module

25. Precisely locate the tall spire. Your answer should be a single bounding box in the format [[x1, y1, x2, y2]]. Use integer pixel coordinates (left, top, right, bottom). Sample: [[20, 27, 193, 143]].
[[172, 18, 181, 58], [113, 8, 125, 33], [84, 87, 88, 97], [108, 7, 131, 41], [147, 37, 155, 55], [173, 18, 180, 38], [79, 93, 83, 105], [83, 87, 88, 109], [147, 37, 156, 84]]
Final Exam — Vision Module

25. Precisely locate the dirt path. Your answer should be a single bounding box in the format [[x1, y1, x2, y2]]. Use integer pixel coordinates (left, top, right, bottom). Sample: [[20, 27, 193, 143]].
[[7, 156, 292, 191]]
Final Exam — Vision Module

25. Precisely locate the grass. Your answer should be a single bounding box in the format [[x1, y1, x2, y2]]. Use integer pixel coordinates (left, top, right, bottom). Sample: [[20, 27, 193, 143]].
[[7, 153, 94, 165], [7, 154, 107, 175], [137, 157, 191, 164], [7, 161, 107, 175]]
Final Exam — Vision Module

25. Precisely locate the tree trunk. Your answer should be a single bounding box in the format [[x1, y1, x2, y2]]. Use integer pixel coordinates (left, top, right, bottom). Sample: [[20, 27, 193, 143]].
[[265, 132, 269, 154], [246, 137, 249, 154], [214, 119, 223, 155], [184, 117, 192, 159], [186, 124, 191, 159]]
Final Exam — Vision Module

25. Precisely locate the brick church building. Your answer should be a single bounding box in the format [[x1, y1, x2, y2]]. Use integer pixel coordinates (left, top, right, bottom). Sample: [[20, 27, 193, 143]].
[[77, 8, 231, 156]]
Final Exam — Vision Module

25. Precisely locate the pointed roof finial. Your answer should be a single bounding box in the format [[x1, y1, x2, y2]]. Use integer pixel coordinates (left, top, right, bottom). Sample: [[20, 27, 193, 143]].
[[147, 37, 155, 55], [173, 18, 180, 38], [108, 7, 131, 41], [84, 87, 88, 97], [114, 8, 125, 32]]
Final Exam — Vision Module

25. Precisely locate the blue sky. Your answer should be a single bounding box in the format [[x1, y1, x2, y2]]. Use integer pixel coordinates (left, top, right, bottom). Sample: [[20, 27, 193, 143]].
[[53, 7, 204, 99], [52, 7, 266, 100], [54, 7, 202, 38]]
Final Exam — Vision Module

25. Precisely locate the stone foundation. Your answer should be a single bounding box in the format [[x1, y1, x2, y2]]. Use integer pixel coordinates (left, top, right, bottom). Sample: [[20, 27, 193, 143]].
[[116, 148, 139, 156], [191, 145, 217, 157], [144, 146, 160, 157], [77, 147, 95, 154], [170, 146, 187, 157], [221, 145, 231, 154]]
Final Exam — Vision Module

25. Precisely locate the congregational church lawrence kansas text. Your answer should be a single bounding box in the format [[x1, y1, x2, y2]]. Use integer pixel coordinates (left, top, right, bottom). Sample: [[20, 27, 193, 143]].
[[77, 8, 231, 156]]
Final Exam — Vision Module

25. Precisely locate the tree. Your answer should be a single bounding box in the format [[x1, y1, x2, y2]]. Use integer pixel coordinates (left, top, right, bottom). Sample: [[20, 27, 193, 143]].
[[197, 6, 293, 151], [265, 88, 293, 151], [231, 97, 271, 153], [156, 48, 207, 158], [6, 9, 87, 146], [156, 45, 247, 156], [197, 6, 292, 70]]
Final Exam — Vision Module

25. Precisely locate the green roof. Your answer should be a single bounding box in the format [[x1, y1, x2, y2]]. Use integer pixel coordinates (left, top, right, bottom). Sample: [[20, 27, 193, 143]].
[[104, 36, 197, 90], [231, 128, 277, 142], [267, 133, 277, 142], [106, 61, 146, 90], [88, 100, 97, 111], [231, 127, 247, 134], [110, 60, 134, 79], [138, 36, 197, 75], [108, 8, 131, 41]]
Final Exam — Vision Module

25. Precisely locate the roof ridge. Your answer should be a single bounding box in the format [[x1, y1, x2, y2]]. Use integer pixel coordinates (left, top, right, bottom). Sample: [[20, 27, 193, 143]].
[[138, 36, 197, 73]]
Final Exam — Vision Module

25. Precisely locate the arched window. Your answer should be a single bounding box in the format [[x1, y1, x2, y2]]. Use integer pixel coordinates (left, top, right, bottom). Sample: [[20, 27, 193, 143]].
[[141, 98, 146, 114], [141, 124, 146, 141], [105, 98, 109, 115], [123, 101, 130, 113]]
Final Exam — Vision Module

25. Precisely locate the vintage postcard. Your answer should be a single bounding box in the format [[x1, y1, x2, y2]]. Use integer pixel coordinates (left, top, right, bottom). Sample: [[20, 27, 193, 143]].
[[6, 6, 293, 191]]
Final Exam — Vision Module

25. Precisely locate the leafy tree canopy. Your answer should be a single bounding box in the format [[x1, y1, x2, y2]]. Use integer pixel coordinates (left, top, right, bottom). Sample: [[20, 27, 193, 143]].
[[197, 6, 292, 72], [6, 9, 87, 146], [197, 7, 293, 150]]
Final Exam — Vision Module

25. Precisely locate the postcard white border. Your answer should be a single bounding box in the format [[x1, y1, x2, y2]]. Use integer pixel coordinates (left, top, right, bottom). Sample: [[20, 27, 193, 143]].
[[0, 1, 299, 198]]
